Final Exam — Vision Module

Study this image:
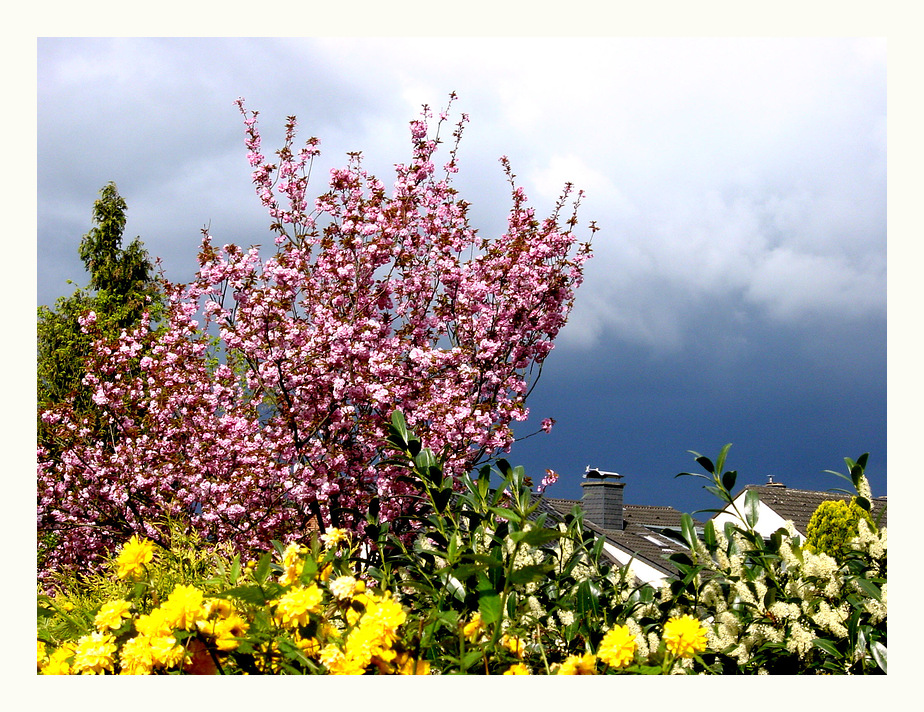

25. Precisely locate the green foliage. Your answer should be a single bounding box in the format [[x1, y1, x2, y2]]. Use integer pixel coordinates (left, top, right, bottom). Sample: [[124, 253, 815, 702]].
[[37, 182, 164, 449], [36, 421, 886, 675], [677, 446, 887, 674], [805, 499, 873, 562]]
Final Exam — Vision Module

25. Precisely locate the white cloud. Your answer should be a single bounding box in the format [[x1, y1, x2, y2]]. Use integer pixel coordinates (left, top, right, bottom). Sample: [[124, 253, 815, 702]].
[[38, 37, 886, 356]]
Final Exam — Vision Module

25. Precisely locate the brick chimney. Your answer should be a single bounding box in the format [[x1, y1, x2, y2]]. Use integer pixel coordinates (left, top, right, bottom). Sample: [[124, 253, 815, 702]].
[[581, 467, 625, 530]]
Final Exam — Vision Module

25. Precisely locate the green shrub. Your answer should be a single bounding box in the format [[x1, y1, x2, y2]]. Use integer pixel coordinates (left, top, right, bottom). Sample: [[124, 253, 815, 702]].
[[805, 498, 874, 562], [36, 415, 886, 674]]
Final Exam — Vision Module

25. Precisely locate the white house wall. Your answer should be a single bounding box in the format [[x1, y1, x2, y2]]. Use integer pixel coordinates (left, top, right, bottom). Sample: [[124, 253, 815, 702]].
[[601, 541, 671, 586], [711, 493, 800, 538]]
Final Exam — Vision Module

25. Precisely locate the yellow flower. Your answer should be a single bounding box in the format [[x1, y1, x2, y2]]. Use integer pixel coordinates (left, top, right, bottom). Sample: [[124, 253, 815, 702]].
[[598, 625, 636, 669], [396, 652, 430, 675], [504, 662, 530, 675], [37, 640, 47, 669], [501, 633, 526, 659], [94, 599, 132, 632], [118, 635, 155, 675], [294, 633, 321, 657], [321, 527, 350, 550], [197, 611, 250, 651], [557, 653, 597, 675], [148, 634, 186, 669], [463, 612, 483, 641], [135, 606, 172, 637], [203, 597, 235, 619], [71, 631, 117, 674], [161, 584, 206, 631], [115, 535, 155, 580], [41, 644, 75, 675], [663, 615, 708, 659], [273, 584, 323, 628], [320, 643, 366, 675], [330, 575, 360, 600], [278, 542, 307, 586]]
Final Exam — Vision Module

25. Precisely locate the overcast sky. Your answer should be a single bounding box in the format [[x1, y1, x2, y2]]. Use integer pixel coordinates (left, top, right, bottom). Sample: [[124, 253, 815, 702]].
[[36, 37, 887, 515]]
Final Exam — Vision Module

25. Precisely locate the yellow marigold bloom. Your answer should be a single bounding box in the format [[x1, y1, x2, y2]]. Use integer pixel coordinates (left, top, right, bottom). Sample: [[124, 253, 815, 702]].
[[463, 612, 483, 641], [115, 535, 155, 580], [71, 631, 117, 674], [274, 584, 323, 628], [203, 597, 235, 619], [501, 633, 526, 659], [320, 643, 366, 675], [557, 653, 597, 675], [197, 612, 249, 651], [119, 635, 155, 675], [135, 606, 172, 638], [278, 542, 306, 586], [321, 527, 350, 550], [161, 584, 206, 631], [94, 599, 132, 632], [149, 634, 185, 669], [504, 662, 530, 675], [598, 625, 636, 669], [396, 652, 430, 675], [37, 640, 47, 668], [41, 644, 75, 675], [295, 633, 321, 657], [330, 575, 359, 600], [663, 615, 708, 659]]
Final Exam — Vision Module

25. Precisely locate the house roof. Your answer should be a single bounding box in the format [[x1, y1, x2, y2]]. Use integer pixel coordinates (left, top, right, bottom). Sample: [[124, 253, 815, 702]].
[[538, 497, 692, 578], [724, 485, 887, 534]]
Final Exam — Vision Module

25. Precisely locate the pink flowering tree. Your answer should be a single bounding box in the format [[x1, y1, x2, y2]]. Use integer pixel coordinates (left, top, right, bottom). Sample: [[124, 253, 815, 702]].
[[38, 94, 594, 577]]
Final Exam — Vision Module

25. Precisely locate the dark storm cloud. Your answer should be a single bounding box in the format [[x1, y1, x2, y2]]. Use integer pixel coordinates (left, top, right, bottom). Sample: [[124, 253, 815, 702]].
[[37, 37, 886, 514]]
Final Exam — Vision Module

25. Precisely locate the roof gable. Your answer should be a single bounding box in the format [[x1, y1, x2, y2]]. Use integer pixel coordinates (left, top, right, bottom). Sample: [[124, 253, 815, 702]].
[[714, 485, 887, 536]]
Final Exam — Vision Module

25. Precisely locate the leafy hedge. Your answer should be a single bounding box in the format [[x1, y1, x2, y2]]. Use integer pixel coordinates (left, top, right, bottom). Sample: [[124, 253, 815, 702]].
[[37, 414, 886, 674]]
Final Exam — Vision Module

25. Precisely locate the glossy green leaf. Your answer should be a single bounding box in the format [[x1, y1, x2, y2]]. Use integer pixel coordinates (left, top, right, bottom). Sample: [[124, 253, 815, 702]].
[[870, 640, 887, 673], [715, 443, 733, 479], [575, 579, 602, 619], [854, 577, 882, 601], [744, 489, 760, 529], [680, 512, 697, 549]]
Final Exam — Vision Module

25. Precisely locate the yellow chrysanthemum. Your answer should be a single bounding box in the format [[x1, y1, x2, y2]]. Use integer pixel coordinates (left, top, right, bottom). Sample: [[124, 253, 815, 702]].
[[598, 624, 636, 669], [463, 612, 483, 641], [71, 631, 117, 674], [278, 542, 307, 586], [41, 644, 75, 675], [161, 584, 206, 631], [329, 575, 360, 600], [118, 635, 156, 675], [37, 640, 47, 668], [115, 535, 155, 580], [203, 597, 235, 619], [197, 612, 249, 651], [663, 615, 708, 659], [396, 652, 430, 675], [321, 527, 350, 550], [135, 606, 172, 637], [273, 584, 324, 628], [149, 634, 186, 668], [557, 653, 597, 675], [294, 633, 321, 657], [94, 599, 132, 632], [501, 634, 526, 659], [320, 643, 366, 675], [504, 662, 530, 675]]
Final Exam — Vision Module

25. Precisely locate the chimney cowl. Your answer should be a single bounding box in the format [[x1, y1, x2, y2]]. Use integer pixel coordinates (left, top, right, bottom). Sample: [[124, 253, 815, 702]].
[[584, 466, 623, 480]]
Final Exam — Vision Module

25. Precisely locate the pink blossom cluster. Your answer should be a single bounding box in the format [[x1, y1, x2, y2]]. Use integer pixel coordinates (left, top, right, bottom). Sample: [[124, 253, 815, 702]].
[[38, 95, 594, 577]]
